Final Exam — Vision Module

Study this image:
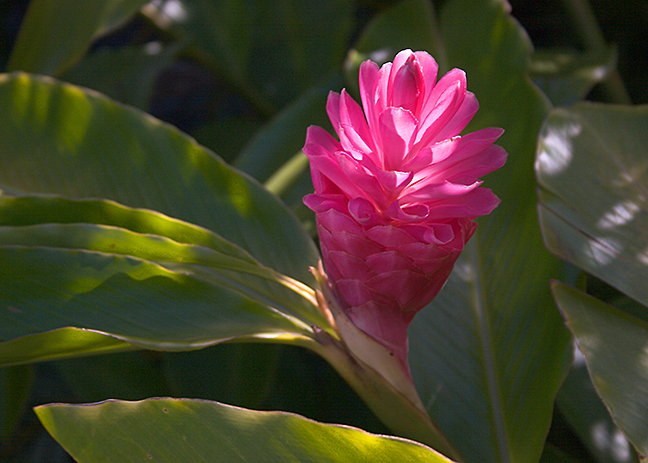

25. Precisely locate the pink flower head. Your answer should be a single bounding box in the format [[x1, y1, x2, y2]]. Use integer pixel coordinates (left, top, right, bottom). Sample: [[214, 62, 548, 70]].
[[304, 50, 506, 368]]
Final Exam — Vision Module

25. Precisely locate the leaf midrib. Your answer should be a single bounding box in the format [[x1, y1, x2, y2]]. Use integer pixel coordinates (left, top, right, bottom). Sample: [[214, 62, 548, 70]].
[[468, 236, 510, 463]]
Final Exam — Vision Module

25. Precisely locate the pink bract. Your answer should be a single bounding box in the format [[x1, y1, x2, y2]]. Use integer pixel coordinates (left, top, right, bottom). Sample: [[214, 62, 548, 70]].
[[303, 49, 507, 370]]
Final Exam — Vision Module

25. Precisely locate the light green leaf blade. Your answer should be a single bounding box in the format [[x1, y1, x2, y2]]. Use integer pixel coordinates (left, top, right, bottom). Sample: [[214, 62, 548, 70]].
[[537, 103, 648, 309], [407, 1, 573, 462], [552, 282, 648, 456], [0, 328, 134, 367], [0, 246, 313, 362], [7, 0, 149, 76], [0, 195, 328, 330], [0, 72, 320, 289], [35, 398, 454, 463]]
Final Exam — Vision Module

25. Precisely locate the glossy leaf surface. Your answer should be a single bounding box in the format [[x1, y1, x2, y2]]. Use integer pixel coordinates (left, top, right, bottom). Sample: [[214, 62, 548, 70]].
[[0, 72, 320, 288], [0, 246, 312, 350], [35, 398, 454, 463], [553, 282, 648, 456], [0, 195, 326, 330], [537, 103, 648, 309]]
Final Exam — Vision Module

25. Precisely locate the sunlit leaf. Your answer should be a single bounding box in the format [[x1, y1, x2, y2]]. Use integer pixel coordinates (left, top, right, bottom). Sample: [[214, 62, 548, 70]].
[[537, 103, 648, 309], [35, 398, 455, 463], [0, 246, 314, 363], [0, 328, 134, 367], [0, 72, 320, 289], [552, 282, 648, 456], [0, 196, 326, 329]]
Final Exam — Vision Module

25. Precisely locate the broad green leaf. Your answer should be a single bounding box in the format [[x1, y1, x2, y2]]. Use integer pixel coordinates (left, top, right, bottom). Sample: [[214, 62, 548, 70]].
[[35, 398, 454, 463], [0, 328, 134, 367], [0, 246, 312, 358], [0, 72, 320, 289], [407, 1, 573, 462], [552, 282, 648, 456], [0, 196, 328, 330], [531, 47, 617, 107], [7, 0, 149, 76], [537, 103, 648, 310]]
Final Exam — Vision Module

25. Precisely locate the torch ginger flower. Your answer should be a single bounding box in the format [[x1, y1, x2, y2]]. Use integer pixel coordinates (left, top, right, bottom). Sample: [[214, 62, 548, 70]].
[[304, 50, 506, 377]]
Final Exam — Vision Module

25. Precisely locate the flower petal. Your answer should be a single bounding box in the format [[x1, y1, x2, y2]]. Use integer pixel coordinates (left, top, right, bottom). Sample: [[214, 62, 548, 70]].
[[378, 107, 418, 170]]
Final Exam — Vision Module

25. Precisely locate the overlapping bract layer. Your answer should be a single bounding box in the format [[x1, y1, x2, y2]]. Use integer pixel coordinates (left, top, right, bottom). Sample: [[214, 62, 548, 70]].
[[304, 50, 506, 363]]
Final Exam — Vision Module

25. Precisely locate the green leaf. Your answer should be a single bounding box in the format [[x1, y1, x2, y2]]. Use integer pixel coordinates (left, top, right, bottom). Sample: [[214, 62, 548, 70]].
[[35, 398, 454, 463], [552, 282, 648, 456], [0, 72, 320, 289], [407, 1, 573, 462], [0, 328, 134, 367], [537, 103, 648, 310], [7, 0, 149, 76], [0, 196, 328, 330], [0, 246, 313, 361], [531, 47, 617, 107]]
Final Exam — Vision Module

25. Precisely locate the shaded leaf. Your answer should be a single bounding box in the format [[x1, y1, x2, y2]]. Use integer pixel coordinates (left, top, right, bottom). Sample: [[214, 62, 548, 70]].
[[0, 365, 33, 440], [60, 42, 182, 110], [537, 103, 648, 309], [556, 346, 639, 463], [234, 72, 341, 182], [52, 351, 172, 402], [143, 0, 354, 110], [531, 47, 617, 107], [35, 398, 454, 463], [552, 282, 648, 456], [7, 0, 149, 76]]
